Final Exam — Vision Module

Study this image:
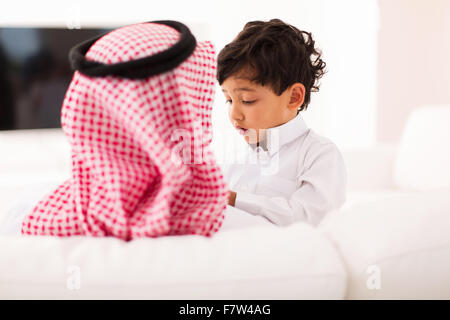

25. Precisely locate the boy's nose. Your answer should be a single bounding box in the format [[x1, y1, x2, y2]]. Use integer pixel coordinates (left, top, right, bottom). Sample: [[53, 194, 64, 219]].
[[229, 105, 244, 121]]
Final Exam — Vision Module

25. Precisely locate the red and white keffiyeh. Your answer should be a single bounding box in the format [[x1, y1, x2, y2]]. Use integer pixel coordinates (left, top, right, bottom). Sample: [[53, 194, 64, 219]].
[[21, 22, 229, 240]]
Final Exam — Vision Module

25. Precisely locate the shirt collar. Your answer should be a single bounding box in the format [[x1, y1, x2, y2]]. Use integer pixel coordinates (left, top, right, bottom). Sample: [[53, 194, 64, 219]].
[[248, 113, 309, 157]]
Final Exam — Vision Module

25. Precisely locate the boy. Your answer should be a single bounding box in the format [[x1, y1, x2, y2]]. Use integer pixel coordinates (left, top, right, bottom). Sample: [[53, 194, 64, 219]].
[[218, 19, 347, 227]]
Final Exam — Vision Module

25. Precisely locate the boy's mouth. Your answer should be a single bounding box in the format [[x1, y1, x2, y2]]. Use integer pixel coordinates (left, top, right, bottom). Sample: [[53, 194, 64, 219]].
[[235, 125, 249, 136]]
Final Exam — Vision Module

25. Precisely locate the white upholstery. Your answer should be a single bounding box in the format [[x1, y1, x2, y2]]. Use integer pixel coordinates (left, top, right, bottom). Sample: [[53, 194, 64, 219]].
[[0, 129, 70, 223], [0, 215, 347, 299], [0, 129, 70, 178], [320, 187, 450, 299], [394, 105, 450, 191]]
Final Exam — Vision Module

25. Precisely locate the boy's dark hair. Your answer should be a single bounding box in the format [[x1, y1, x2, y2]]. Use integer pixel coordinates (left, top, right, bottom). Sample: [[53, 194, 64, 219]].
[[217, 19, 326, 113]]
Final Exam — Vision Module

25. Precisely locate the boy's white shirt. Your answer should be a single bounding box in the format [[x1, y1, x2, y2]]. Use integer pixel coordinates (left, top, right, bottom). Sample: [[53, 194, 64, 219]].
[[221, 113, 347, 227]]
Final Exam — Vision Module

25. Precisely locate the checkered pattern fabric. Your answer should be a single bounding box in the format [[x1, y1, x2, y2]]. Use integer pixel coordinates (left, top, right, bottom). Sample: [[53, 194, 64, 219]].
[[21, 22, 229, 240]]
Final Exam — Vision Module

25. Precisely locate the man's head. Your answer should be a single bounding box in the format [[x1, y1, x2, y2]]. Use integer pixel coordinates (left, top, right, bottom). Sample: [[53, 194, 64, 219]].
[[217, 19, 326, 144]]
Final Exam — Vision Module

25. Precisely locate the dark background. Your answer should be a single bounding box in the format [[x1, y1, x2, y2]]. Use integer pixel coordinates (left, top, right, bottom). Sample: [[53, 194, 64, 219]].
[[0, 27, 112, 130]]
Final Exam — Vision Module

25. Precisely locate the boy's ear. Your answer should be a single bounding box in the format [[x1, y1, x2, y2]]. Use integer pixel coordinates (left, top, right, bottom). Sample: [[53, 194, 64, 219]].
[[288, 83, 306, 110]]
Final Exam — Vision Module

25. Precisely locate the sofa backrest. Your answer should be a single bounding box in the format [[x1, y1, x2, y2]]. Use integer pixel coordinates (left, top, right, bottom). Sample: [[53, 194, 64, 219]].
[[394, 105, 450, 191]]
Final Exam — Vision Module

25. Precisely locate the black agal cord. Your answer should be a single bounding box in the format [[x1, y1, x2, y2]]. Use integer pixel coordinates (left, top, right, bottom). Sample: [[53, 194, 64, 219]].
[[69, 20, 197, 79]]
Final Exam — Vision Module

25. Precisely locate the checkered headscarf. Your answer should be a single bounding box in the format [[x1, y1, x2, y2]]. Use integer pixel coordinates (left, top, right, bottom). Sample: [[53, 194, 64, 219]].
[[21, 22, 229, 240]]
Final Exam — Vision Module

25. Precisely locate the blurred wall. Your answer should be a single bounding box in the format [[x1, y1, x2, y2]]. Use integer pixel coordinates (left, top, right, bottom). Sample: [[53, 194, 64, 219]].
[[377, 0, 450, 143]]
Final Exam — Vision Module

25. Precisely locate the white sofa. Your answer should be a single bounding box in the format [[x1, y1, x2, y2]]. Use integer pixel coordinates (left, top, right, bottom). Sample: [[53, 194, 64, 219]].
[[0, 106, 449, 299]]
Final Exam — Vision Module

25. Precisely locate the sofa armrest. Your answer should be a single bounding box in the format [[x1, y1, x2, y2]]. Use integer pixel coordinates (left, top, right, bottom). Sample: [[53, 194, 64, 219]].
[[0, 128, 71, 176]]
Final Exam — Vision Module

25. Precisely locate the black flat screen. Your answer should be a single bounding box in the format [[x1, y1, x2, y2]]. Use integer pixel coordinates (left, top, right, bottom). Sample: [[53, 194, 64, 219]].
[[0, 27, 113, 130]]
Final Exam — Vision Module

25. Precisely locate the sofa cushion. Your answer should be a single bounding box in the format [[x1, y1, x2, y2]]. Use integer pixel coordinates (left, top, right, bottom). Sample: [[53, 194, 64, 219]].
[[394, 105, 450, 191], [0, 208, 347, 299], [320, 187, 450, 299]]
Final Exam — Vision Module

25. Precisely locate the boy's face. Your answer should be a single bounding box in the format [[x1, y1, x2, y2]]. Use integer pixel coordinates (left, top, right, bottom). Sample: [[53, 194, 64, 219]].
[[221, 72, 301, 145]]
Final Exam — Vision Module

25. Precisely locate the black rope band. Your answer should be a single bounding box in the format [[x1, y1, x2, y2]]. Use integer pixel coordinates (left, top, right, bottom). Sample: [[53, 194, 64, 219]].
[[69, 20, 197, 79]]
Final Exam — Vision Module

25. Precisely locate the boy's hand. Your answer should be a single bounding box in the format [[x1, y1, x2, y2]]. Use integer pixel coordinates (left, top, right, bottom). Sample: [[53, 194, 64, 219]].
[[228, 191, 237, 206]]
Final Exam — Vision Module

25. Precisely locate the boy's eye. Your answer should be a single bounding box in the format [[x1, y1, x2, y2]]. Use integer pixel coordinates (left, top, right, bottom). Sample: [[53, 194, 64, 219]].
[[225, 99, 256, 105]]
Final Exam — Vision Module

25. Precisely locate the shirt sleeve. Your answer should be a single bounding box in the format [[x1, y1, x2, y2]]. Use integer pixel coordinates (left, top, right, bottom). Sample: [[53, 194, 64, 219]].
[[234, 142, 347, 227]]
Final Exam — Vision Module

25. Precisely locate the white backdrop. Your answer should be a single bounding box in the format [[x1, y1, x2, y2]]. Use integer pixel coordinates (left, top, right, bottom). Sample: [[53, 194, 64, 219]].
[[1, 0, 379, 160]]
